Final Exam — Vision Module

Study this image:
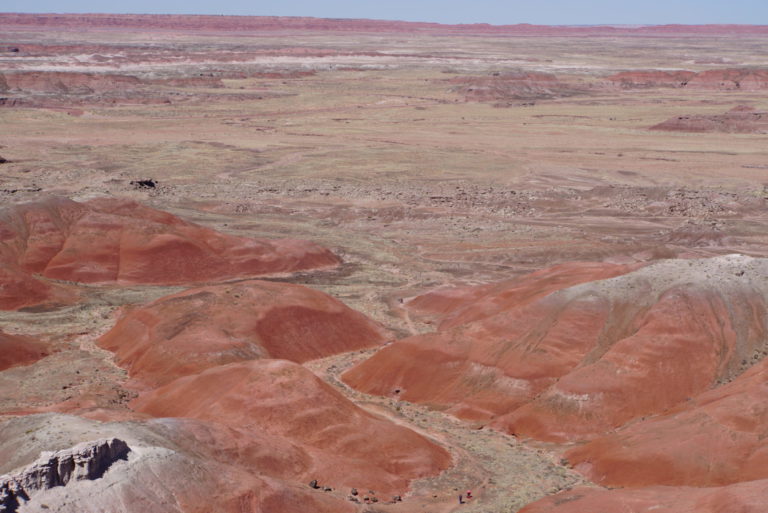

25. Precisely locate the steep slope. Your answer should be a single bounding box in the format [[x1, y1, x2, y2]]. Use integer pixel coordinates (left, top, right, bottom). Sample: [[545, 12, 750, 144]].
[[407, 261, 639, 329], [0, 197, 339, 310], [98, 280, 390, 386], [0, 331, 49, 371], [132, 359, 452, 495], [344, 255, 768, 442], [0, 264, 79, 311], [564, 355, 768, 488]]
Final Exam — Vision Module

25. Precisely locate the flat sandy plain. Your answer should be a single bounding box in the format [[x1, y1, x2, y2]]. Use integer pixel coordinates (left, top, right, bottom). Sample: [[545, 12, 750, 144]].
[[1, 14, 768, 513]]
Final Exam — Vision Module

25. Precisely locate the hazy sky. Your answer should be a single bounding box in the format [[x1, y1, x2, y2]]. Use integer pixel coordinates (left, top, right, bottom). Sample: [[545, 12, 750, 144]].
[[3, 0, 767, 25]]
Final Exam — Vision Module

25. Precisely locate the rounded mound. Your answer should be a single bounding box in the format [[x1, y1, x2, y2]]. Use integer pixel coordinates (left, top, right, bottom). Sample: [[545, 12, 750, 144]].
[[133, 359, 451, 495], [98, 280, 390, 386]]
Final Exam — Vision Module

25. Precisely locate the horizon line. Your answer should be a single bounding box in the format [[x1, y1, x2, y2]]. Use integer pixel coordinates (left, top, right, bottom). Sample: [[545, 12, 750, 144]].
[[2, 12, 767, 28]]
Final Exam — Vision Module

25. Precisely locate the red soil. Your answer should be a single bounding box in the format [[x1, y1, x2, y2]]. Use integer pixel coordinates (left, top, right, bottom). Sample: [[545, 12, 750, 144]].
[[408, 261, 640, 329], [651, 105, 768, 133], [564, 355, 768, 488], [0, 198, 339, 300], [344, 262, 639, 423], [0, 263, 79, 311], [344, 257, 768, 442], [520, 480, 768, 513], [132, 359, 451, 495], [98, 280, 390, 387], [0, 331, 48, 371]]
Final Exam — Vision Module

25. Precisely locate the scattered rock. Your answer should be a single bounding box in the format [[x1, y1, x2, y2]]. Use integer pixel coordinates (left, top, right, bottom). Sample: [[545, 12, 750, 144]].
[[129, 178, 156, 189]]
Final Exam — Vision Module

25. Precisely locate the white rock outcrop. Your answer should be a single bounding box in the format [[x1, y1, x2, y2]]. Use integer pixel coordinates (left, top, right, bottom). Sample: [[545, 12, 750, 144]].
[[0, 438, 130, 512]]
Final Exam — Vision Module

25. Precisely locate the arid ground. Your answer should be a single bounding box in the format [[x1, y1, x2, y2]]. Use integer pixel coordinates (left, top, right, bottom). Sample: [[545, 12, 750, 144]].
[[2, 14, 768, 513]]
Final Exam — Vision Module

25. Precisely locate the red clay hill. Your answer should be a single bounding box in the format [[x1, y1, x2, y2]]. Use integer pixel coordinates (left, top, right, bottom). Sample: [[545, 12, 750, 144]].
[[344, 255, 768, 443], [0, 331, 49, 372], [132, 359, 451, 496], [523, 353, 768, 511], [99, 280, 390, 387], [0, 197, 339, 310]]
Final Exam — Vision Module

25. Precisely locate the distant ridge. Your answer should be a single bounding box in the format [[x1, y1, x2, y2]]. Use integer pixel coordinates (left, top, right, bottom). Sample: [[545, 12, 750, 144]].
[[1, 13, 767, 36]]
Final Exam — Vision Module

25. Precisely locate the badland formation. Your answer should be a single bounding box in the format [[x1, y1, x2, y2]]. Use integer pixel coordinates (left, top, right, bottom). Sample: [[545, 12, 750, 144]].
[[1, 12, 768, 512]]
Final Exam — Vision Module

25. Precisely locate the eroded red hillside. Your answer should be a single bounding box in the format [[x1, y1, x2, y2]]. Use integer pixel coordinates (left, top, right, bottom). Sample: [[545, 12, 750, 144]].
[[0, 331, 49, 371], [0, 197, 339, 310], [132, 359, 451, 495], [0, 71, 141, 94], [344, 255, 768, 442], [98, 280, 390, 387], [564, 355, 768, 488]]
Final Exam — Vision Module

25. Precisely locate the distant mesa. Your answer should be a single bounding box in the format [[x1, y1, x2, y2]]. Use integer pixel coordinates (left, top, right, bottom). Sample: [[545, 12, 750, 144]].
[[99, 280, 390, 386], [0, 197, 339, 310], [0, 71, 141, 95], [449, 72, 585, 106], [1, 13, 767, 36], [650, 105, 768, 134], [0, 71, 222, 96], [0, 263, 79, 311], [344, 256, 768, 443]]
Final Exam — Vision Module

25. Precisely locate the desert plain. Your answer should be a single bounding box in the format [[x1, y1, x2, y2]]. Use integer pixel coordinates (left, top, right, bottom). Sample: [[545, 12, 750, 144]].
[[1, 13, 768, 513]]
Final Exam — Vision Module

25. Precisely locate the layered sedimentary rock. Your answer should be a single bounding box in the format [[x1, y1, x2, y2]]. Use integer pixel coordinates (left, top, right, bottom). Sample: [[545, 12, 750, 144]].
[[0, 197, 339, 310], [132, 359, 451, 495], [344, 255, 768, 443], [564, 354, 768, 488], [0, 332, 48, 371], [449, 72, 584, 105], [98, 280, 390, 386]]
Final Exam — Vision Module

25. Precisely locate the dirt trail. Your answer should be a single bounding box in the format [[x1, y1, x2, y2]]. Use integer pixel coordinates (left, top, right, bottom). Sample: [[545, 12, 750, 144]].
[[304, 349, 589, 513]]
